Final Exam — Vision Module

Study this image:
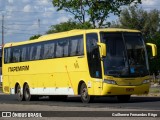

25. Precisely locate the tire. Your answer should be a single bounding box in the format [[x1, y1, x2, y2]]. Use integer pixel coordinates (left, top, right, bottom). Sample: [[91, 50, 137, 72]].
[[117, 95, 131, 103], [80, 83, 94, 103], [24, 84, 39, 101], [16, 84, 24, 101], [24, 84, 31, 101]]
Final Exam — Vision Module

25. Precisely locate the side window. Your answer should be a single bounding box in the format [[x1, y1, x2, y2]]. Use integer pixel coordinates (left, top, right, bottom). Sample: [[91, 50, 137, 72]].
[[69, 35, 84, 56], [4, 49, 8, 63], [4, 48, 11, 63], [22, 44, 39, 61], [12, 47, 21, 63], [86, 33, 102, 78], [21, 46, 28, 62], [55, 38, 69, 58], [63, 39, 69, 57], [55, 40, 63, 58], [35, 44, 42, 60], [77, 36, 84, 55], [44, 41, 55, 59], [0, 49, 2, 58], [29, 44, 37, 60]]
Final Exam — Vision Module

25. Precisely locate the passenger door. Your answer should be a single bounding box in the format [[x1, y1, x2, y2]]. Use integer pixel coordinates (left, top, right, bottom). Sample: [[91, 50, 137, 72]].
[[86, 33, 102, 95]]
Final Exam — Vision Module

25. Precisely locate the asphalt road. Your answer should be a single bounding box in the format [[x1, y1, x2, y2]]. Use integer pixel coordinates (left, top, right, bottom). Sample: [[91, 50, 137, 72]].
[[0, 94, 160, 120], [0, 94, 160, 110]]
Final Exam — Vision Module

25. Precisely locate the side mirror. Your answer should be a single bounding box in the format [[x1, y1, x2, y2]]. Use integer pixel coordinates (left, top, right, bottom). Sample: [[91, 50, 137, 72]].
[[97, 42, 106, 57], [146, 43, 157, 57]]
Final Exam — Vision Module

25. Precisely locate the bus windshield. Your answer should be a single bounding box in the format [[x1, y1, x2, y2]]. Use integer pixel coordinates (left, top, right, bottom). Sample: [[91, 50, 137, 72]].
[[101, 32, 149, 77]]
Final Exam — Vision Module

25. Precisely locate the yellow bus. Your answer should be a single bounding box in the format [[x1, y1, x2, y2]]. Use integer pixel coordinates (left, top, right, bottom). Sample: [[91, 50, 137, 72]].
[[2, 28, 157, 103]]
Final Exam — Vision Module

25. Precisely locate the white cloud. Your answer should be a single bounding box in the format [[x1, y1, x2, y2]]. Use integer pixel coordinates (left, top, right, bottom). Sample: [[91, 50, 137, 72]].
[[22, 0, 30, 3], [141, 0, 160, 10], [5, 5, 17, 11], [29, 21, 39, 30], [57, 16, 69, 23], [23, 4, 33, 12], [5, 24, 22, 36], [44, 7, 56, 12], [43, 12, 53, 17], [40, 0, 50, 5], [8, 0, 14, 4], [142, 0, 156, 6]]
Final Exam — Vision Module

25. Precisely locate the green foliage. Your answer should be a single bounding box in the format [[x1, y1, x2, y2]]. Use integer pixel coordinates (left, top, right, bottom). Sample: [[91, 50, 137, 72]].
[[52, 0, 141, 28], [148, 32, 160, 74], [118, 7, 160, 39], [150, 87, 160, 93], [46, 20, 93, 34], [29, 34, 42, 40]]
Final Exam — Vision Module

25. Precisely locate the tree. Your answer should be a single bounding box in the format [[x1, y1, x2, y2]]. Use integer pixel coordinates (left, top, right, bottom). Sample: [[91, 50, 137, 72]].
[[147, 32, 160, 75], [112, 7, 160, 39], [46, 20, 93, 34], [29, 34, 42, 40], [52, 0, 141, 28]]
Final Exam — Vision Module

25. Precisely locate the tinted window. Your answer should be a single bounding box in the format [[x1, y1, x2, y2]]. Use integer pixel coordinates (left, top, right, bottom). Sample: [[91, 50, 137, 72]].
[[12, 47, 21, 62], [86, 33, 102, 78], [63, 40, 69, 57], [21, 46, 29, 62], [29, 45, 37, 60], [56, 39, 64, 58], [0, 49, 2, 58], [35, 44, 42, 60], [4, 35, 84, 64], [4, 48, 11, 63], [0, 49, 2, 67], [70, 35, 83, 56], [43, 41, 55, 59]]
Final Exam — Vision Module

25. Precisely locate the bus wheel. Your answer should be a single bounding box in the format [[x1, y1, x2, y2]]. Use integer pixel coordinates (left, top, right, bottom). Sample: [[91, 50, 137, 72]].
[[117, 95, 131, 102], [16, 84, 24, 101], [80, 83, 94, 103], [24, 84, 31, 101]]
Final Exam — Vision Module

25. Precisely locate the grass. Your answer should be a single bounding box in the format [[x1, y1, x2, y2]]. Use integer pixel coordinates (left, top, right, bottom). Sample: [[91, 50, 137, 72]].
[[149, 87, 160, 93]]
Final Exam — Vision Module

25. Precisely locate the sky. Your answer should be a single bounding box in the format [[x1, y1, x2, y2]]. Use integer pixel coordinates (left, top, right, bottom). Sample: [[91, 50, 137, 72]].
[[0, 0, 160, 44]]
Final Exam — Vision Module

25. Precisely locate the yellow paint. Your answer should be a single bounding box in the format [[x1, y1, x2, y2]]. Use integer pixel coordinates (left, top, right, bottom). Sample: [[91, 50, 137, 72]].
[[102, 76, 150, 95], [146, 43, 157, 57], [2, 28, 151, 96]]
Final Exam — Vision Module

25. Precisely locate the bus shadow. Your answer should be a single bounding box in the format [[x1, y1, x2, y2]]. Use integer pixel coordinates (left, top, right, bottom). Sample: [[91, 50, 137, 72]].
[[93, 96, 160, 103], [37, 95, 160, 104], [66, 96, 160, 104], [0, 94, 160, 105]]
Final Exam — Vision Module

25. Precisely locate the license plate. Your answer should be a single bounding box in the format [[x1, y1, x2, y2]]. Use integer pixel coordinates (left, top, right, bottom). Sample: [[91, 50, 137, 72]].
[[126, 88, 134, 92]]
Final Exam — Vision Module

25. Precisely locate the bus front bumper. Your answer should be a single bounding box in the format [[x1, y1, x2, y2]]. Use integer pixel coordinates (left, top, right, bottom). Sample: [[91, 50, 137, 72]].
[[101, 83, 150, 96]]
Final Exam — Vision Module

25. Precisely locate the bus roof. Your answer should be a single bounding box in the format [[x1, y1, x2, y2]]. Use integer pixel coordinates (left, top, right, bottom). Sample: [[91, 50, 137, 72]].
[[4, 28, 140, 47]]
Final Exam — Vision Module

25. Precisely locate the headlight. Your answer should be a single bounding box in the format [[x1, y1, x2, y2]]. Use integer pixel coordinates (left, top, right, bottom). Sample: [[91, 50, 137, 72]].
[[142, 79, 150, 84], [103, 79, 117, 85]]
